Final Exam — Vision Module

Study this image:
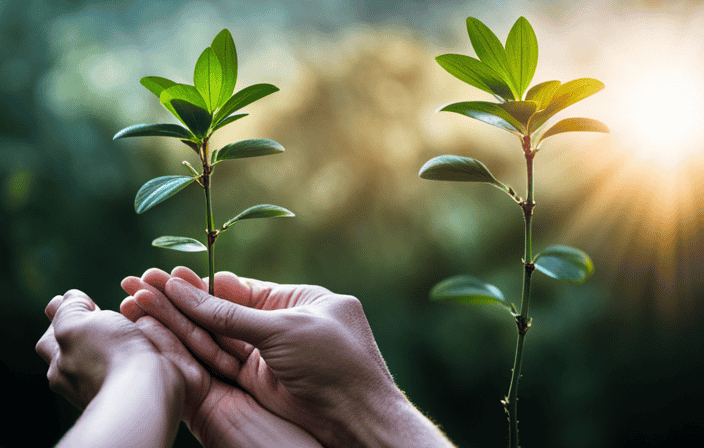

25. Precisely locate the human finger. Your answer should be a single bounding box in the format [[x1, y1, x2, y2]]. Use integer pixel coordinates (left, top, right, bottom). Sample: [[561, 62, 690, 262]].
[[120, 296, 146, 321], [215, 335, 255, 361], [171, 266, 207, 291], [52, 290, 97, 342], [140, 268, 171, 293], [45, 295, 63, 321], [131, 288, 241, 380], [35, 326, 58, 365], [211, 271, 256, 306], [134, 315, 206, 406], [164, 278, 280, 346]]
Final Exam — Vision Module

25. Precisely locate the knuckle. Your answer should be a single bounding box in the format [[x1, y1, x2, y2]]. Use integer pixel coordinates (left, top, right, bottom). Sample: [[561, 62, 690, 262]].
[[53, 325, 79, 349], [63, 289, 86, 300], [329, 294, 364, 317], [46, 364, 62, 391], [338, 294, 363, 310], [210, 300, 239, 329], [35, 337, 47, 356]]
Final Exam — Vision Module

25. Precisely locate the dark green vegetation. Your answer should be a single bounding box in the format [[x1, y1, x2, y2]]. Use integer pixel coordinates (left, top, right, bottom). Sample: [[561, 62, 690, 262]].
[[114, 29, 294, 295], [3, 2, 704, 447], [421, 16, 606, 447]]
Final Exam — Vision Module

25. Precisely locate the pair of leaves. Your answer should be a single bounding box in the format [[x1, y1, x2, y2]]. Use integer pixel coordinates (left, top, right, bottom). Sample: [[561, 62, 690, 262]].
[[439, 78, 608, 140], [151, 29, 236, 116], [113, 82, 279, 141], [430, 246, 593, 309], [152, 204, 294, 252], [194, 29, 237, 113], [113, 30, 279, 142], [437, 17, 538, 101], [527, 78, 606, 133], [132, 139, 285, 215]]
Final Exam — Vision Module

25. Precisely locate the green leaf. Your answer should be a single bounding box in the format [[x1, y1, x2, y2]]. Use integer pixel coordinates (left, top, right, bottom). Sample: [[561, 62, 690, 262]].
[[213, 83, 279, 124], [134, 175, 195, 214], [529, 78, 605, 133], [152, 236, 207, 252], [222, 204, 295, 229], [211, 29, 237, 109], [525, 80, 561, 110], [435, 54, 515, 100], [212, 138, 284, 163], [159, 84, 208, 125], [113, 123, 194, 140], [430, 275, 507, 307], [170, 99, 212, 138], [505, 17, 538, 98], [440, 101, 524, 133], [466, 17, 517, 98], [140, 76, 177, 99], [534, 245, 594, 283], [211, 113, 248, 133], [419, 155, 505, 187], [497, 100, 538, 128], [194, 47, 223, 113], [537, 118, 609, 145]]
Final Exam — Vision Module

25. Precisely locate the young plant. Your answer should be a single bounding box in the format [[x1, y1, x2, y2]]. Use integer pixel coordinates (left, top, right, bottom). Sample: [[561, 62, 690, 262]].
[[114, 29, 294, 295], [420, 17, 607, 447]]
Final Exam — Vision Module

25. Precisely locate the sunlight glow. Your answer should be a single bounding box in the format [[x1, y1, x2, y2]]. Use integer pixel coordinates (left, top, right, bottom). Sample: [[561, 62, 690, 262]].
[[595, 19, 704, 168], [625, 69, 704, 165], [540, 12, 704, 317]]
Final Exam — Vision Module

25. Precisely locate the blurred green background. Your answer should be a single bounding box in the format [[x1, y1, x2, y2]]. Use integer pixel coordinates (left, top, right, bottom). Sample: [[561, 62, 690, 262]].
[[2, 0, 704, 446]]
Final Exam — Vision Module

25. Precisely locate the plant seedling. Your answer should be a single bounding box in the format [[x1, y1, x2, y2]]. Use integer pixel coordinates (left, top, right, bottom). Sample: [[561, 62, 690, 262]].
[[420, 16, 607, 447], [114, 29, 294, 295]]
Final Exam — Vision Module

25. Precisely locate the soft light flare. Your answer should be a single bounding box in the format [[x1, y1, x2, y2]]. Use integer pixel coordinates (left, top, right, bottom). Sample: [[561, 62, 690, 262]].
[[625, 68, 704, 165]]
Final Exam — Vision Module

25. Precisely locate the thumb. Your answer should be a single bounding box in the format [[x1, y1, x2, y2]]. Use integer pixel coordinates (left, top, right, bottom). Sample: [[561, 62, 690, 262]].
[[54, 290, 96, 319], [52, 290, 97, 344], [164, 278, 278, 346]]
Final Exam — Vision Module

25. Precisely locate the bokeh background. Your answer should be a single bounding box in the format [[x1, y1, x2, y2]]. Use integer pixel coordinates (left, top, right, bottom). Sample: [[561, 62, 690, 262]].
[[2, 0, 703, 446]]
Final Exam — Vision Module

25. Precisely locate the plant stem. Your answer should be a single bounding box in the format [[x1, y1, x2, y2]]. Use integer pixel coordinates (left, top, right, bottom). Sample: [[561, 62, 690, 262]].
[[201, 141, 216, 296], [506, 136, 535, 448]]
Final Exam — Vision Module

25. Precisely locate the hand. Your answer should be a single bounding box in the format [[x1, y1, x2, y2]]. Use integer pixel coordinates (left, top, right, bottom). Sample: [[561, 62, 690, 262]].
[[35, 289, 178, 409], [35, 290, 185, 448], [128, 267, 454, 448], [121, 273, 324, 448]]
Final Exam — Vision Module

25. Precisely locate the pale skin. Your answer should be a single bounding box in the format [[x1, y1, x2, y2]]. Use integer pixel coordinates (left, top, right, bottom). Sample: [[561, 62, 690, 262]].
[[37, 267, 455, 448], [36, 288, 323, 448], [121, 266, 457, 448]]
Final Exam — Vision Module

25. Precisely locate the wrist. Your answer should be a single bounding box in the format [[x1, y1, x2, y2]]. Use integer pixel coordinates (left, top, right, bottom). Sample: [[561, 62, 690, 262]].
[[332, 385, 455, 448], [106, 353, 185, 409], [58, 354, 185, 448]]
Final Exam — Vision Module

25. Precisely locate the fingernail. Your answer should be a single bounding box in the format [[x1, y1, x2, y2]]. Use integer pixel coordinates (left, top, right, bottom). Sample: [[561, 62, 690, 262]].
[[165, 277, 195, 303]]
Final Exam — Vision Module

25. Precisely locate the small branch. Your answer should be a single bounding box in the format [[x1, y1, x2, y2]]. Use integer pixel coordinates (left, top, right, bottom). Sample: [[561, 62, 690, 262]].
[[506, 135, 536, 448], [201, 140, 216, 296], [182, 161, 204, 187], [506, 185, 523, 204]]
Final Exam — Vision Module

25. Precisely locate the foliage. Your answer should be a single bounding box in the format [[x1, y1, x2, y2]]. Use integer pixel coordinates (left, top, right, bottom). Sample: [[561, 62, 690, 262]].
[[114, 29, 294, 294], [421, 16, 607, 448]]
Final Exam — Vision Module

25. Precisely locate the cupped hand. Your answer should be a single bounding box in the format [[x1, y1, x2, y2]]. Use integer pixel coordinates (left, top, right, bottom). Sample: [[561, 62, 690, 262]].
[[123, 266, 403, 448], [35, 289, 176, 410], [121, 274, 324, 448]]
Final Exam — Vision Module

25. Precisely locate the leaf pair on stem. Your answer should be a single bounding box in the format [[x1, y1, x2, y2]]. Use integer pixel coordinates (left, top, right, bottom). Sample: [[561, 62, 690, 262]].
[[421, 16, 606, 448], [422, 16, 603, 306], [113, 29, 294, 293]]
